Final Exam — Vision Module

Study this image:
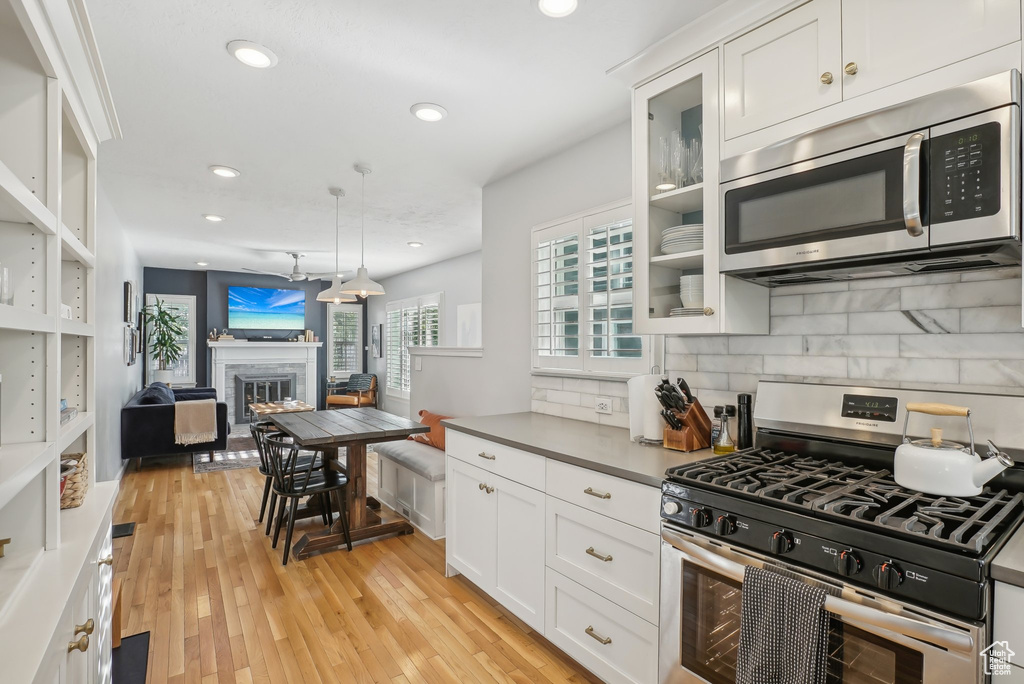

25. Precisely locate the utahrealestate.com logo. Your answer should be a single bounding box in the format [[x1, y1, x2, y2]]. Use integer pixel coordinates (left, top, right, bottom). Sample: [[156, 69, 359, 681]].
[[982, 641, 1016, 677]]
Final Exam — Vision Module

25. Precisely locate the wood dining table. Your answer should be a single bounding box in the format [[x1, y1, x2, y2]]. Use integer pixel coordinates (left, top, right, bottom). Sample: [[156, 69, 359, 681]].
[[269, 407, 429, 559]]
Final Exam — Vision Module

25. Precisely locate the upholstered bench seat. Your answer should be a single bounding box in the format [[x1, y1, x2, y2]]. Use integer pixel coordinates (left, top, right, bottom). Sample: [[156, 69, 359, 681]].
[[374, 440, 446, 539]]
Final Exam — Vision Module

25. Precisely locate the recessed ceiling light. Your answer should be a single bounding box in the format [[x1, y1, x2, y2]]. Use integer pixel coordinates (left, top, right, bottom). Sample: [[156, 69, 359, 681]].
[[203, 214, 225, 222], [408, 241, 424, 248], [196, 261, 208, 266], [209, 165, 240, 178], [410, 103, 448, 122], [537, 0, 579, 18], [226, 40, 278, 69]]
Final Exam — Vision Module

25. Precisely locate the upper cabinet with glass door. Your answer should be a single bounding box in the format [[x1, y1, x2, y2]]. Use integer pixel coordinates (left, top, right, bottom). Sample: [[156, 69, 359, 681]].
[[633, 49, 767, 335]]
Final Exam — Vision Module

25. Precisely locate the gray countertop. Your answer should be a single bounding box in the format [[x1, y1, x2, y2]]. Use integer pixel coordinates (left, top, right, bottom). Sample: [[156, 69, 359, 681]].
[[994, 521, 1024, 587], [442, 411, 717, 488]]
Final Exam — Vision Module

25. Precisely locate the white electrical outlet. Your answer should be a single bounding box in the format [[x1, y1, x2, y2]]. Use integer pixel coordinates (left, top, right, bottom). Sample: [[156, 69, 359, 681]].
[[595, 396, 613, 414]]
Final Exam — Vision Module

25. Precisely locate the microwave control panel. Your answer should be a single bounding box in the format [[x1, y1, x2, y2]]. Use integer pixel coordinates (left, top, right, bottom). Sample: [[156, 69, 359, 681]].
[[930, 121, 1001, 224]]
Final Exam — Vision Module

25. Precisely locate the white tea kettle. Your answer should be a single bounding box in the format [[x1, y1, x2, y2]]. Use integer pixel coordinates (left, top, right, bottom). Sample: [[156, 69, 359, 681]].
[[893, 402, 1014, 497]]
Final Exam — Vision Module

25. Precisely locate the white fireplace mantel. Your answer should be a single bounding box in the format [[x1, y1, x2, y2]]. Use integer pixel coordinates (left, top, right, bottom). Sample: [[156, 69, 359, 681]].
[[209, 341, 322, 409]]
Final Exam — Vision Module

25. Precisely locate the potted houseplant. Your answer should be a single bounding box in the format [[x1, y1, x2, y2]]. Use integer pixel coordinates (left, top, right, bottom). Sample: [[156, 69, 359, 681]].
[[143, 297, 186, 385]]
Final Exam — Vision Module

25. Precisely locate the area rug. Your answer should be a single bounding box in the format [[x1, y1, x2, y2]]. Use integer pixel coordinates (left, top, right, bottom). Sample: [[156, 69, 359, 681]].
[[111, 631, 150, 684], [193, 450, 261, 473]]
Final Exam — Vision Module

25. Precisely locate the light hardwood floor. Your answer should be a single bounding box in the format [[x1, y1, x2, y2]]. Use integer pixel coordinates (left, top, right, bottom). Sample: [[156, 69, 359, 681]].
[[112, 456, 601, 684]]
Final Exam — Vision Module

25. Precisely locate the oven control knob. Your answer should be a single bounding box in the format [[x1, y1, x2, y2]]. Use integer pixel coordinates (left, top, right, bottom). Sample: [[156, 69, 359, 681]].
[[872, 562, 903, 590], [834, 549, 862, 576], [769, 530, 793, 555], [662, 500, 681, 516], [714, 515, 737, 536], [690, 507, 712, 528]]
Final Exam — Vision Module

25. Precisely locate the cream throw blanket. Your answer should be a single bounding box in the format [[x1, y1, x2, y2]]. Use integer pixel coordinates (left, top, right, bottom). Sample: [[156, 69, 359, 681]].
[[174, 399, 218, 446]]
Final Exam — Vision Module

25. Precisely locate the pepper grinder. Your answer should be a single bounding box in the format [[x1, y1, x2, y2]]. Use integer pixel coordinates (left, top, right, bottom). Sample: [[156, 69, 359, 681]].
[[737, 393, 753, 449]]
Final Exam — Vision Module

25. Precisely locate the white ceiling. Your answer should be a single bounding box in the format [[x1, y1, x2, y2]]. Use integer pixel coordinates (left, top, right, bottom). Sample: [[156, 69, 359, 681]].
[[91, 0, 726, 279]]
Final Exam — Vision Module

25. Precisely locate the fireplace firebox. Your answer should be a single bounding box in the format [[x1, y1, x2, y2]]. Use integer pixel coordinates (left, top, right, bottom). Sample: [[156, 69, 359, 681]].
[[235, 373, 297, 422]]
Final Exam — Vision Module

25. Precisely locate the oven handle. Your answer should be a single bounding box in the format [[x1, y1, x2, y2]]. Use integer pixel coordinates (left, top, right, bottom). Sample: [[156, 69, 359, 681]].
[[663, 528, 975, 655], [903, 132, 926, 237]]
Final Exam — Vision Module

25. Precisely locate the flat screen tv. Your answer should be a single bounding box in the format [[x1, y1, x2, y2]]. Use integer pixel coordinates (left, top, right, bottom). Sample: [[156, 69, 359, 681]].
[[227, 286, 305, 330]]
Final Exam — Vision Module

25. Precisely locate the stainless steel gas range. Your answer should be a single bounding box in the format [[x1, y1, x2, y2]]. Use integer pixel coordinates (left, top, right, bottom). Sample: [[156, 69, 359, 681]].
[[659, 381, 1024, 684]]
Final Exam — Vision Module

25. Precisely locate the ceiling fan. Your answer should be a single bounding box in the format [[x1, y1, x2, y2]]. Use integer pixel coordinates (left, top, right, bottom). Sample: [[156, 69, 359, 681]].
[[242, 252, 340, 282]]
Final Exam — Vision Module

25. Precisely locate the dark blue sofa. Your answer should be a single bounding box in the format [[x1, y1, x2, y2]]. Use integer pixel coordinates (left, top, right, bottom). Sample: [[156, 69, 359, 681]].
[[121, 385, 228, 467]]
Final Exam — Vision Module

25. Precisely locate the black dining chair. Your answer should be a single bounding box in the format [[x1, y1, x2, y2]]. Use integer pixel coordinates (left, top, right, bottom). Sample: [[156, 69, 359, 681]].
[[251, 422, 327, 535], [265, 433, 353, 565]]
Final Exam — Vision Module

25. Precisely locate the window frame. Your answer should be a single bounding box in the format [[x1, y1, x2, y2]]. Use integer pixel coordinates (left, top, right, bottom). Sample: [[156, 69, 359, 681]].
[[326, 302, 364, 379], [531, 200, 649, 377], [385, 292, 444, 399]]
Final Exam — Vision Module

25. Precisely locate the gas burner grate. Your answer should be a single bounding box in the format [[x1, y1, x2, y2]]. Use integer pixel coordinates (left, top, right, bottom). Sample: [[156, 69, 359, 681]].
[[666, 450, 1024, 554]]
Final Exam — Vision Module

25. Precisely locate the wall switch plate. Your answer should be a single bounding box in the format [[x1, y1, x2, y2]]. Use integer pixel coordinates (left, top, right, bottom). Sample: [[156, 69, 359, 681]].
[[595, 396, 613, 414]]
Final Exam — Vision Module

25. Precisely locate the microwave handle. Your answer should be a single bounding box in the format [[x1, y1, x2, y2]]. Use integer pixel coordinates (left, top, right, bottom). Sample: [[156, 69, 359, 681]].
[[662, 527, 974, 655], [903, 133, 926, 237]]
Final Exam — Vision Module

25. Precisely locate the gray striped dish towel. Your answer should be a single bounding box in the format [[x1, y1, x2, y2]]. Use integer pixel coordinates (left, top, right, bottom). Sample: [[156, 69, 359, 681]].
[[736, 565, 830, 684]]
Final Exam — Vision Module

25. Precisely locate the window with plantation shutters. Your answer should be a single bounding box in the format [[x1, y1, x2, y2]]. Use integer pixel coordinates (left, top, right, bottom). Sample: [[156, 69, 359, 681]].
[[532, 202, 648, 375], [327, 303, 363, 377], [385, 293, 443, 398]]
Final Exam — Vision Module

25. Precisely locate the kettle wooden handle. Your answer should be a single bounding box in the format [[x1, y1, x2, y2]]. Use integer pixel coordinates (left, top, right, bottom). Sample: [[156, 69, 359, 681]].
[[906, 402, 970, 417]]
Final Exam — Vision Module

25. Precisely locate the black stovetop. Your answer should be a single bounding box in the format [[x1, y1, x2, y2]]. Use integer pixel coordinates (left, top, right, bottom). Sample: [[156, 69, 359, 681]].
[[666, 448, 1024, 556]]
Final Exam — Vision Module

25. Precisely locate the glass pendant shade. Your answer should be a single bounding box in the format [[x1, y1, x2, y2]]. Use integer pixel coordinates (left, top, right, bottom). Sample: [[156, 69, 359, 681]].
[[317, 276, 356, 303], [340, 266, 385, 297]]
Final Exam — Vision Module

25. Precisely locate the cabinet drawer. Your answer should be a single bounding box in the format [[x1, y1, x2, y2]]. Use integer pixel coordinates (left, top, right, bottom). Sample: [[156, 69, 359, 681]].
[[546, 497, 660, 624], [545, 569, 658, 684], [546, 460, 660, 532], [446, 431, 545, 490], [995, 581, 1024, 649]]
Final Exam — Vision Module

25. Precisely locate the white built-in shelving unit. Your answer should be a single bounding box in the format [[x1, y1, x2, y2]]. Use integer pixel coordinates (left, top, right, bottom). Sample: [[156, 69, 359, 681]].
[[0, 0, 119, 680]]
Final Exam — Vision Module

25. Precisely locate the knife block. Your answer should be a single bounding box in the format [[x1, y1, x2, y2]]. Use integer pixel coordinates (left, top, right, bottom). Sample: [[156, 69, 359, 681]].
[[663, 399, 713, 452]]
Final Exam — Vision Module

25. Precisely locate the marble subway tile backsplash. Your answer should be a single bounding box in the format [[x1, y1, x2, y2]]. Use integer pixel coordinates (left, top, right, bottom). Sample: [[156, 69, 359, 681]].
[[533, 268, 1024, 425]]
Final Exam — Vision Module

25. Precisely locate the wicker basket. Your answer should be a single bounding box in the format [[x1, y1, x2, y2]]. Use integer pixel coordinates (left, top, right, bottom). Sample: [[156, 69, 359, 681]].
[[60, 452, 88, 510]]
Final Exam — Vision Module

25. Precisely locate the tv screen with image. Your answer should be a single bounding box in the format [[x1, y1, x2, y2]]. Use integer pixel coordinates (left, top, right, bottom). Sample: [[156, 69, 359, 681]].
[[227, 286, 306, 330]]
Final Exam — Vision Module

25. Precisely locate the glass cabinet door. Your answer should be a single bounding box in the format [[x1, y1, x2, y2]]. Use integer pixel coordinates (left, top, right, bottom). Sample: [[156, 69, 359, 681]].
[[145, 293, 197, 386]]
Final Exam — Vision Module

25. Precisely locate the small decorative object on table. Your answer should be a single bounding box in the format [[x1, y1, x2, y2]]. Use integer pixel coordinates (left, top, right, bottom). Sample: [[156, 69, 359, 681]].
[[60, 452, 88, 509]]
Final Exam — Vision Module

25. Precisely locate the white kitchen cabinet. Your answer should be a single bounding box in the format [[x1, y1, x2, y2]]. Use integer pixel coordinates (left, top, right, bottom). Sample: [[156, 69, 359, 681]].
[[445, 455, 545, 631], [493, 476, 546, 630], [723, 0, 842, 139], [841, 0, 1020, 100], [633, 48, 768, 336]]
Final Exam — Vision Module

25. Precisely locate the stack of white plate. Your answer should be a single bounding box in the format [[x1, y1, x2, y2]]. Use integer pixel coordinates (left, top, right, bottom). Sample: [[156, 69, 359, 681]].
[[679, 275, 704, 308], [660, 224, 703, 255], [669, 307, 705, 317]]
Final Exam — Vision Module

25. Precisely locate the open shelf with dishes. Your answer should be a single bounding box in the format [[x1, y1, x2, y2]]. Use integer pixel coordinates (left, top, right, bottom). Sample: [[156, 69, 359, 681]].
[[632, 49, 768, 335]]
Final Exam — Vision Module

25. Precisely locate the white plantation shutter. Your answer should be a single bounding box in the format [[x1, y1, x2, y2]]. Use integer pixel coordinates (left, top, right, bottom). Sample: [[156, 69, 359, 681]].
[[327, 303, 362, 376], [386, 293, 443, 398], [533, 204, 647, 374]]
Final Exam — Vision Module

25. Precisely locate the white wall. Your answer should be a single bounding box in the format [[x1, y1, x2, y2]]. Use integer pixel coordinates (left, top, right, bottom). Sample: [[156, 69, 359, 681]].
[[477, 120, 633, 415], [94, 184, 143, 481], [368, 250, 482, 417]]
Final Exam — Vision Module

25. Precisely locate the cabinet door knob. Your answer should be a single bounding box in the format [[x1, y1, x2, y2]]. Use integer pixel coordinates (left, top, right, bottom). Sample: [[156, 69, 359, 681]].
[[99, 555, 114, 566], [75, 618, 95, 636], [820, 71, 833, 85], [583, 487, 611, 500], [844, 62, 859, 75], [67, 635, 90, 653], [478, 482, 486, 491], [703, 307, 715, 316], [485, 485, 494, 494], [585, 625, 612, 645], [585, 547, 613, 562]]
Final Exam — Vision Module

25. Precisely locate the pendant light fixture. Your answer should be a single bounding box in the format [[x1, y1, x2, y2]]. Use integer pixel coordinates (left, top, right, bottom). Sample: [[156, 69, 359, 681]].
[[317, 187, 357, 304], [340, 164, 385, 297]]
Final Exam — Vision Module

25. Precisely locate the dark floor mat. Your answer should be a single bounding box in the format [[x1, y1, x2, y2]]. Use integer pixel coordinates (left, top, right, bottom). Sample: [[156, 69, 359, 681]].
[[112, 631, 150, 683], [112, 522, 136, 539]]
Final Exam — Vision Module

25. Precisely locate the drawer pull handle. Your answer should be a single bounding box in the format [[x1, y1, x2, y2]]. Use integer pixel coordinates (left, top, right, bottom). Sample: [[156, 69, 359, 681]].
[[67, 635, 90, 653], [75, 618, 95, 636], [585, 625, 612, 645], [99, 555, 114, 567], [478, 451, 496, 461], [584, 487, 611, 500], [586, 547, 613, 562]]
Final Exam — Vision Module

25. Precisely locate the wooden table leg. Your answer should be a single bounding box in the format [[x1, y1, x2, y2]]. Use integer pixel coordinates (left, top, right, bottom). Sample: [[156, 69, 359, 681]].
[[292, 440, 414, 559]]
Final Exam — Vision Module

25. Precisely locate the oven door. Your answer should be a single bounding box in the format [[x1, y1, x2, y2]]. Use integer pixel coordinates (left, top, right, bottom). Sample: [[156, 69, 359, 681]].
[[720, 131, 930, 275], [660, 526, 983, 684]]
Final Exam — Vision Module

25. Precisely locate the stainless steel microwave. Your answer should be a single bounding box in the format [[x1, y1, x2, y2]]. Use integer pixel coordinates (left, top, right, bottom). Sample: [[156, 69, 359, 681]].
[[719, 71, 1022, 285]]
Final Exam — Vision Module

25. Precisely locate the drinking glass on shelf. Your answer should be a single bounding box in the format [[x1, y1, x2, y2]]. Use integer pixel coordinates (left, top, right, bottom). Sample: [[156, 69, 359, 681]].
[[688, 138, 703, 185], [0, 265, 11, 306], [671, 129, 684, 188], [656, 136, 675, 193]]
